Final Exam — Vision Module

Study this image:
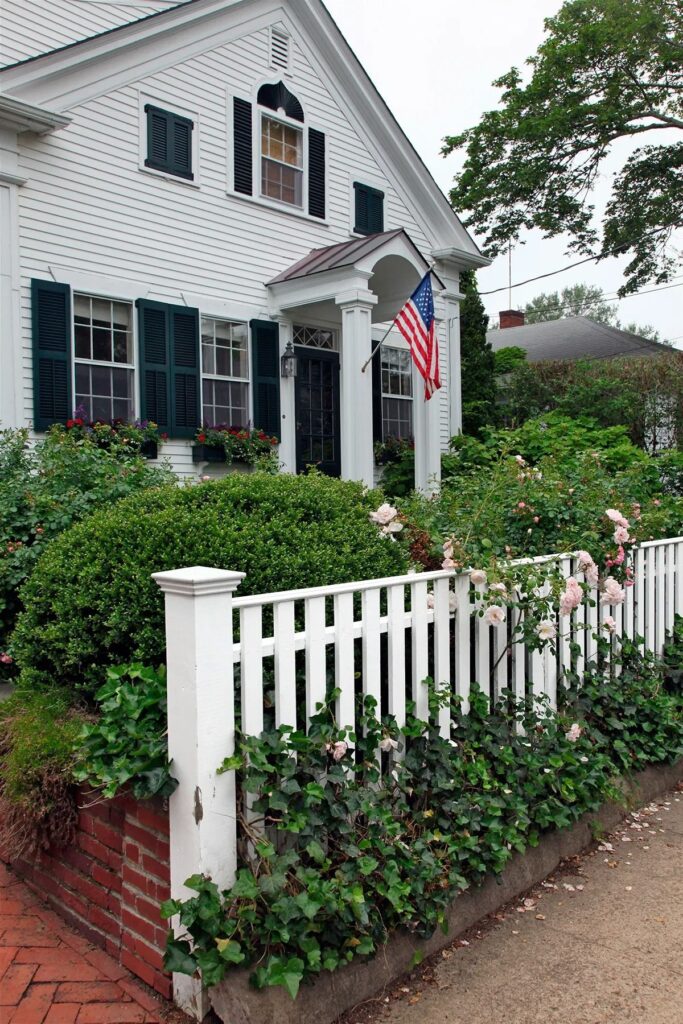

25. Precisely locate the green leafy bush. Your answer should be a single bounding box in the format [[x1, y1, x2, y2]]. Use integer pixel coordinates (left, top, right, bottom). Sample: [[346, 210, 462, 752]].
[[0, 426, 173, 669], [161, 685, 619, 998], [74, 664, 176, 800], [0, 689, 85, 858], [494, 345, 527, 375], [12, 473, 408, 697]]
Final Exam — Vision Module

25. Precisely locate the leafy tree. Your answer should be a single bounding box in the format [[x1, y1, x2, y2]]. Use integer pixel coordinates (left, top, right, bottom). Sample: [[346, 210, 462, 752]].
[[524, 284, 617, 325], [444, 0, 683, 294], [459, 271, 497, 435]]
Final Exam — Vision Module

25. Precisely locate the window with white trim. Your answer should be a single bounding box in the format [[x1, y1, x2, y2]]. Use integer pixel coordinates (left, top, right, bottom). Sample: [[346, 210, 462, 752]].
[[73, 295, 135, 421], [381, 347, 413, 439], [201, 317, 249, 425], [261, 113, 303, 208]]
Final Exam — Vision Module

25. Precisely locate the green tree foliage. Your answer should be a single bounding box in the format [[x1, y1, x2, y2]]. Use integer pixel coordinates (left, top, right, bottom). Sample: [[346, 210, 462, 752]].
[[522, 282, 666, 342], [460, 270, 497, 435], [444, 0, 683, 294], [493, 346, 527, 375]]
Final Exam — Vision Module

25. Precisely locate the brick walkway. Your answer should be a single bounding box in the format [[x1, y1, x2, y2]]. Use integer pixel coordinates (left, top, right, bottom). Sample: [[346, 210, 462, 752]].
[[0, 862, 185, 1024]]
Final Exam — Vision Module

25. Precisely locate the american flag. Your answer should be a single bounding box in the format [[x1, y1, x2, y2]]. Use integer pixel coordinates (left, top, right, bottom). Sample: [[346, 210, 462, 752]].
[[394, 272, 441, 400]]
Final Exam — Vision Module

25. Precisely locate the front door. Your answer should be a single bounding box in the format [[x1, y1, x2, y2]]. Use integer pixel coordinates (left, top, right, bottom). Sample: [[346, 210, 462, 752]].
[[295, 347, 341, 477]]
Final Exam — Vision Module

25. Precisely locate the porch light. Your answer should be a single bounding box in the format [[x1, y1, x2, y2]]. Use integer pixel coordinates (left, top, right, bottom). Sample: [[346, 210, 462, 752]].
[[280, 340, 298, 378]]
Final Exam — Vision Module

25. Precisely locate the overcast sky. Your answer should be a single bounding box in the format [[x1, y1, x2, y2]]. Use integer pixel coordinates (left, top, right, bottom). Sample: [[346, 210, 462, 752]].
[[325, 0, 682, 347]]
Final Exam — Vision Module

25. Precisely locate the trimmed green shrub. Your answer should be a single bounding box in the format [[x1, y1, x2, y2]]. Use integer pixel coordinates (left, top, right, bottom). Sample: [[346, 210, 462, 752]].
[[12, 473, 408, 697], [0, 426, 173, 669]]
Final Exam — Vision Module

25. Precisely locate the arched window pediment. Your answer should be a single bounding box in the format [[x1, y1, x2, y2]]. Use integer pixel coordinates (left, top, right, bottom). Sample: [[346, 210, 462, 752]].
[[257, 81, 304, 123]]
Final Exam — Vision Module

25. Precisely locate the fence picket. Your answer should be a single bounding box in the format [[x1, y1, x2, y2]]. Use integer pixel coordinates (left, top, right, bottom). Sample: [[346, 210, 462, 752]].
[[676, 541, 683, 617], [273, 600, 297, 728], [240, 605, 264, 738], [305, 596, 327, 724], [656, 545, 666, 654], [432, 577, 452, 738], [635, 546, 646, 643], [387, 583, 407, 730], [334, 592, 356, 731], [361, 587, 381, 711], [665, 541, 675, 640], [475, 612, 490, 706], [411, 579, 430, 721], [453, 575, 471, 713], [646, 546, 656, 653]]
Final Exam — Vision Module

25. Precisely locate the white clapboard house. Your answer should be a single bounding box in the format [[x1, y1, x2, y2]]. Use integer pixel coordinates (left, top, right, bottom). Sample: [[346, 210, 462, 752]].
[[0, 0, 487, 489]]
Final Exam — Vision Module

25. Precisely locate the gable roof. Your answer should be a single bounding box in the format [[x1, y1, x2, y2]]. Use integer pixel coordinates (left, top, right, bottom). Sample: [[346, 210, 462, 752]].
[[0, 0, 486, 265], [487, 316, 672, 362]]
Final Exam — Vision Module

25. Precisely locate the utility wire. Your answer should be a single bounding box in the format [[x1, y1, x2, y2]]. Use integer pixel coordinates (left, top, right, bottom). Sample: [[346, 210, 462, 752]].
[[487, 279, 683, 322]]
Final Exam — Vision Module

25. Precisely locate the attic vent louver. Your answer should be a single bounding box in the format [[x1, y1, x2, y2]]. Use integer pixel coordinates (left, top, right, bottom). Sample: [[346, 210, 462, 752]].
[[270, 26, 290, 71]]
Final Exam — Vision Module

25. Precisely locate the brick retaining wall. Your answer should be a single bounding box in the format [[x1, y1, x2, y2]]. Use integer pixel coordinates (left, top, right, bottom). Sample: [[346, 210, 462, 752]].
[[7, 787, 172, 998]]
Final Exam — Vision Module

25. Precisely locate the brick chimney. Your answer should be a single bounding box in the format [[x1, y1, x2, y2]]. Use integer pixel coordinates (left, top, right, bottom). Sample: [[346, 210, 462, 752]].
[[499, 309, 525, 329]]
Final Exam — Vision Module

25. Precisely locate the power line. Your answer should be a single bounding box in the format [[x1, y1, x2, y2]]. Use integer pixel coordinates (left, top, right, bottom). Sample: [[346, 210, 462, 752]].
[[486, 277, 683, 321]]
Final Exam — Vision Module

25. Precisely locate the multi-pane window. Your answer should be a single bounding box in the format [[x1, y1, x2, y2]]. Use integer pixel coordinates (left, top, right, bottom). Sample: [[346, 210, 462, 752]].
[[73, 295, 134, 421], [201, 317, 249, 425], [293, 325, 338, 350], [261, 114, 303, 207], [381, 347, 413, 440]]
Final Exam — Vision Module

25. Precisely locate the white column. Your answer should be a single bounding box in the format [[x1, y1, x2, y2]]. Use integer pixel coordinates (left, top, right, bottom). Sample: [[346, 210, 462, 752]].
[[443, 288, 462, 437], [152, 566, 245, 1021], [275, 317, 296, 474], [0, 129, 24, 430], [336, 289, 377, 487]]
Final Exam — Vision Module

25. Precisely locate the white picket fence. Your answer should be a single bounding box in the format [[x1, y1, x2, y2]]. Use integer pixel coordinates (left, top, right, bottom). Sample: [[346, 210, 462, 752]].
[[153, 536, 683, 1017]]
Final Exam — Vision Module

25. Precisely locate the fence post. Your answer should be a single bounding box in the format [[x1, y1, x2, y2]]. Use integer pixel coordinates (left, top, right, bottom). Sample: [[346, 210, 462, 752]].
[[153, 566, 245, 1021]]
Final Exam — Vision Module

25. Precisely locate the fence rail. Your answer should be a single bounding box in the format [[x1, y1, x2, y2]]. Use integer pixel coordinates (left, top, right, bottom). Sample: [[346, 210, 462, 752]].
[[153, 536, 683, 1017]]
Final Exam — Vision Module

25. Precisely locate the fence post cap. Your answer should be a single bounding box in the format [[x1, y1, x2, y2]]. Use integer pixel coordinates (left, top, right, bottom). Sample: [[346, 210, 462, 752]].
[[152, 566, 245, 596]]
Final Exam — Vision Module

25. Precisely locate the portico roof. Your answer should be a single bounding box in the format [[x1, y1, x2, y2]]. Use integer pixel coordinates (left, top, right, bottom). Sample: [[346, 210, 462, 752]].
[[268, 229, 444, 289]]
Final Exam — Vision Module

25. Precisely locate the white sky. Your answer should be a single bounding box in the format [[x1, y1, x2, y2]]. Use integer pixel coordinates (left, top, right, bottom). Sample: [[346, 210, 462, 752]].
[[325, 0, 682, 347]]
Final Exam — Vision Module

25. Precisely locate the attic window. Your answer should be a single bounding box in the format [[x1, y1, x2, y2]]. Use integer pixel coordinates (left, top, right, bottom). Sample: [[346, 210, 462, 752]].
[[270, 27, 290, 71], [257, 81, 304, 123]]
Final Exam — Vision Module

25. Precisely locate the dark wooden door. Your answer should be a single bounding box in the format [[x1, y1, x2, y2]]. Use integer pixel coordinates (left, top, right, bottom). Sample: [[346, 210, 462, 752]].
[[295, 347, 341, 477]]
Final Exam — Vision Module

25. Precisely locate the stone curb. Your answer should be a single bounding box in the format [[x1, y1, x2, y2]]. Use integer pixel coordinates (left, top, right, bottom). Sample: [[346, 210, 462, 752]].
[[209, 758, 683, 1024]]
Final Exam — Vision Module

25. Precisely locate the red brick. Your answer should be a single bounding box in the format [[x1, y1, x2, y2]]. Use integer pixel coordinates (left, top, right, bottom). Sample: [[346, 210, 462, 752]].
[[120, 950, 170, 998], [140, 855, 169, 884], [0, 928, 60, 948], [45, 1005, 81, 1023], [0, 946, 18, 978], [110, 805, 125, 830], [124, 824, 167, 861], [55, 981, 126, 1003], [121, 933, 164, 972], [0, 899, 27, 914], [82, 949, 127, 982], [92, 821, 123, 854], [62, 848, 94, 878], [91, 862, 122, 895], [77, 1004, 146, 1023], [117, 979, 164, 1015], [14, 948, 82, 966], [87, 904, 120, 941], [7, 982, 57, 1023], [34, 961, 101, 983], [45, 1005, 80, 1023], [124, 842, 140, 865], [121, 909, 158, 948], [130, 806, 168, 837], [0, 963, 37, 1005]]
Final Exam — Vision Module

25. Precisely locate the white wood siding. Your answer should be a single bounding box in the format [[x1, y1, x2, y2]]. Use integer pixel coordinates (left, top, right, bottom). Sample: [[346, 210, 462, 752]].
[[0, 1, 181, 68], [14, 21, 453, 475]]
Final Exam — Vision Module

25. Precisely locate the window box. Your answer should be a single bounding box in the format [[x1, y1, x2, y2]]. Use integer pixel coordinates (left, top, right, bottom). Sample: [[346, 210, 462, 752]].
[[192, 444, 227, 464]]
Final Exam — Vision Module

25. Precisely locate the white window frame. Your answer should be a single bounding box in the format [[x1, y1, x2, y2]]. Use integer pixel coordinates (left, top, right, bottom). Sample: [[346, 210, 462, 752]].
[[259, 109, 305, 211], [200, 315, 251, 427], [137, 90, 201, 189], [72, 292, 136, 423], [380, 344, 413, 441]]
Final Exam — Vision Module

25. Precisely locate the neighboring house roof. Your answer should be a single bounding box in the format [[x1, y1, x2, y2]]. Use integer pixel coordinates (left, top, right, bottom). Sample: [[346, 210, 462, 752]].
[[0, 0, 487, 267], [487, 316, 672, 362], [269, 229, 442, 286]]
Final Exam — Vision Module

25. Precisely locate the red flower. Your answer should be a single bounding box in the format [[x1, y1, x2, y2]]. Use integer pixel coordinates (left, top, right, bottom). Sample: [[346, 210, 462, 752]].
[[74, 418, 84, 426], [197, 433, 206, 443], [161, 433, 169, 441], [258, 432, 266, 440], [270, 437, 278, 445], [66, 419, 75, 429]]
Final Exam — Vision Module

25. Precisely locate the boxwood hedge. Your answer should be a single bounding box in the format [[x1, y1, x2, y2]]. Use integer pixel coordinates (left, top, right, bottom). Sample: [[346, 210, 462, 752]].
[[12, 472, 407, 697]]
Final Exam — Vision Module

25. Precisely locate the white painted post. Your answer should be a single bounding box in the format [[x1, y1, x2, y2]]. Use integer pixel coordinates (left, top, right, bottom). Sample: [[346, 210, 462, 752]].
[[337, 289, 377, 487], [153, 566, 245, 1022]]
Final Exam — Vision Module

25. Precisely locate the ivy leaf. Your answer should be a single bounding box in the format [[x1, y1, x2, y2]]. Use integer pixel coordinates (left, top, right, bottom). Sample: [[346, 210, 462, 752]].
[[264, 956, 305, 1000], [163, 940, 197, 976]]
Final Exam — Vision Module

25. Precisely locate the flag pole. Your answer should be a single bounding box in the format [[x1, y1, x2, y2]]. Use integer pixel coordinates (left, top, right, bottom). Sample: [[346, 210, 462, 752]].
[[360, 269, 433, 374]]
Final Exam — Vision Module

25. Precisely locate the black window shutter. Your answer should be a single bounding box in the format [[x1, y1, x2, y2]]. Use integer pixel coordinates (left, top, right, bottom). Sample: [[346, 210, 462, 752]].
[[250, 320, 281, 439], [31, 279, 72, 431], [372, 347, 383, 443], [170, 306, 200, 437], [354, 182, 384, 235], [138, 300, 171, 431], [145, 105, 193, 180], [233, 97, 253, 195], [308, 128, 326, 218]]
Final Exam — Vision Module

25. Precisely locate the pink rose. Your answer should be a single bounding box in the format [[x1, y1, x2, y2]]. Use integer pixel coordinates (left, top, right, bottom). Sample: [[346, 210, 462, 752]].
[[602, 616, 617, 633], [470, 569, 487, 586], [565, 723, 582, 743], [370, 503, 398, 526], [601, 577, 625, 606], [559, 577, 583, 616], [613, 526, 630, 545], [483, 604, 506, 627], [327, 740, 348, 762]]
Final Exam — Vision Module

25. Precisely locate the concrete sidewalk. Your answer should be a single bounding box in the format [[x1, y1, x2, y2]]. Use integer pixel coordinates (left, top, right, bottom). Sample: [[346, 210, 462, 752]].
[[345, 786, 683, 1024]]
